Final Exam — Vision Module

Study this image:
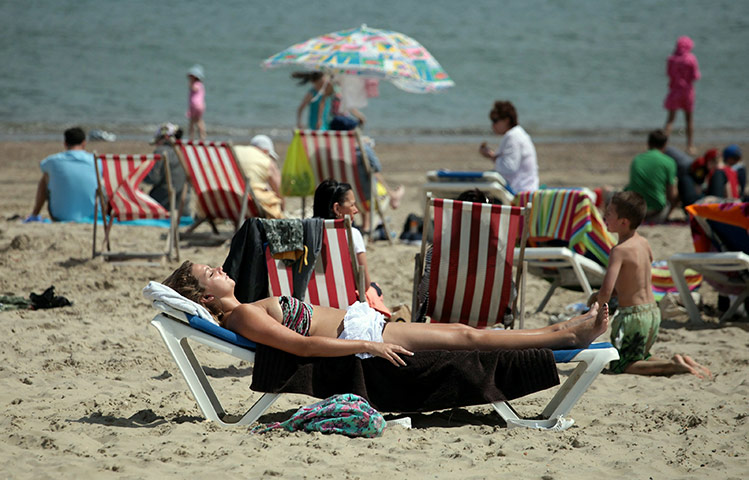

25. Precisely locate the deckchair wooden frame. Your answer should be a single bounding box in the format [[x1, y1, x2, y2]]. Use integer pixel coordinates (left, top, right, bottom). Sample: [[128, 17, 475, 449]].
[[266, 216, 366, 307], [92, 152, 179, 261], [413, 195, 530, 329], [173, 140, 265, 235], [297, 128, 394, 244]]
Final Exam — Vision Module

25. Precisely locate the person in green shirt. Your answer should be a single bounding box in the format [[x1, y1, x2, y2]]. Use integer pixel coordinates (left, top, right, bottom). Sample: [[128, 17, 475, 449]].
[[625, 129, 678, 223]]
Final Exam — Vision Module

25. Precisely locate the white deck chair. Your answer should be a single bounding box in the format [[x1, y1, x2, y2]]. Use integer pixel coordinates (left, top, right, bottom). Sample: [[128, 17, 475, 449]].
[[514, 247, 606, 312], [493, 342, 619, 429], [423, 170, 515, 205], [668, 203, 749, 323]]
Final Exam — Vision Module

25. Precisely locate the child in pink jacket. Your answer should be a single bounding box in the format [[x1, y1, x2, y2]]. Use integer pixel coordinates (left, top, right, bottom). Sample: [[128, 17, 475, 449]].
[[663, 36, 700, 155]]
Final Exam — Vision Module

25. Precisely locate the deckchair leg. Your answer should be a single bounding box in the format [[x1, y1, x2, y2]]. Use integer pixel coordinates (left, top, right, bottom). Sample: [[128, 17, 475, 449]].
[[536, 278, 561, 313], [720, 290, 749, 322], [185, 216, 207, 235], [151, 317, 280, 427], [492, 345, 618, 430], [667, 259, 702, 323], [92, 199, 99, 258]]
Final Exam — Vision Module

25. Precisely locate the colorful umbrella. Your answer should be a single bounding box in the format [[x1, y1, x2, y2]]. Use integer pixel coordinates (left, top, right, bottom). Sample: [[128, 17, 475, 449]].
[[262, 24, 454, 94]]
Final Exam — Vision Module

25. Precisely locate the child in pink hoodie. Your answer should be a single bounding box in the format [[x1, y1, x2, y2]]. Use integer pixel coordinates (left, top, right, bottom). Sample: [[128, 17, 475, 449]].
[[663, 36, 701, 155]]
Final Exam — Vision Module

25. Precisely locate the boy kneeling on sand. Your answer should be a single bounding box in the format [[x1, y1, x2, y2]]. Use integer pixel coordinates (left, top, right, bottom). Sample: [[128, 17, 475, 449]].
[[591, 191, 711, 378]]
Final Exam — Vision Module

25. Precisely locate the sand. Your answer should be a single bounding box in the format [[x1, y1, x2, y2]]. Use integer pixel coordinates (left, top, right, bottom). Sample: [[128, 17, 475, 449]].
[[1, 138, 747, 479]]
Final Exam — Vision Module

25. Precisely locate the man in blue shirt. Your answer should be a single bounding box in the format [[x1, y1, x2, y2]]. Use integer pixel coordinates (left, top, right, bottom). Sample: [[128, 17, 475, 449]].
[[27, 127, 98, 222]]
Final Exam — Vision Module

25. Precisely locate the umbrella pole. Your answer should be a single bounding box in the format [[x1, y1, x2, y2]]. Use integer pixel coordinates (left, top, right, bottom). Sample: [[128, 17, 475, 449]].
[[301, 197, 306, 218]]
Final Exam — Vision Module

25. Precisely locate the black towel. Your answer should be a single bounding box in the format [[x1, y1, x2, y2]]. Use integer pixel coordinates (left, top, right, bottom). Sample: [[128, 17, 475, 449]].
[[250, 344, 559, 413]]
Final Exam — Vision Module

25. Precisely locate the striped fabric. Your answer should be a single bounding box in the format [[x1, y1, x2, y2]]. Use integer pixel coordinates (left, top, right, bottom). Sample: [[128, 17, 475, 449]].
[[266, 219, 360, 308], [175, 141, 260, 223], [651, 261, 702, 301], [427, 198, 523, 328], [685, 202, 749, 253], [514, 189, 615, 266], [298, 129, 370, 207], [97, 154, 169, 221]]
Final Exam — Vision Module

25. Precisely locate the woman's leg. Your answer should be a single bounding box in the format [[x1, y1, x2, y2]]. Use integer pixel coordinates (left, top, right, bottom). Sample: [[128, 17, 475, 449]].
[[664, 110, 677, 137], [685, 110, 695, 154], [382, 304, 608, 351]]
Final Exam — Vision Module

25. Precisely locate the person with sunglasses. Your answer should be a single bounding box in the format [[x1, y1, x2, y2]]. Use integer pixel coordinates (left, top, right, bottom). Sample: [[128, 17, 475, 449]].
[[479, 100, 539, 194]]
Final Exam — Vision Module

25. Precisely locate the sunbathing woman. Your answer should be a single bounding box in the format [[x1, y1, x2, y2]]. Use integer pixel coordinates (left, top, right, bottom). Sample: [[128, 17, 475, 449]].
[[162, 261, 609, 366]]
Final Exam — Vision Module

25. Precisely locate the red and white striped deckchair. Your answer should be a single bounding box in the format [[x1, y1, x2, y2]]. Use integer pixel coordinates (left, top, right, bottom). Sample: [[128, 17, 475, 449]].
[[414, 197, 530, 329], [297, 129, 393, 244], [174, 140, 263, 233], [266, 217, 365, 308], [92, 153, 179, 261]]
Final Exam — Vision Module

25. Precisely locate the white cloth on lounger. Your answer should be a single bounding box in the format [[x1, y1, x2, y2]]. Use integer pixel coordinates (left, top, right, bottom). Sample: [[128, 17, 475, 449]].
[[338, 301, 386, 359]]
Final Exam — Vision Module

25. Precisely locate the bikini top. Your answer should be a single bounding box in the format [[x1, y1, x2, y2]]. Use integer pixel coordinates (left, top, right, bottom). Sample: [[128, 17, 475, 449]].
[[279, 295, 312, 336]]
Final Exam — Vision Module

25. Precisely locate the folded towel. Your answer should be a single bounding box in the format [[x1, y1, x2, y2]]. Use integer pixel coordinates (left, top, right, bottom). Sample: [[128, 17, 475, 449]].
[[250, 344, 559, 413], [142, 281, 217, 325]]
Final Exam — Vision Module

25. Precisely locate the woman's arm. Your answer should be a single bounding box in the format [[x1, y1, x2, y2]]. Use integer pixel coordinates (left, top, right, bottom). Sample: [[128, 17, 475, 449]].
[[296, 92, 313, 129], [495, 135, 522, 172], [226, 303, 411, 365]]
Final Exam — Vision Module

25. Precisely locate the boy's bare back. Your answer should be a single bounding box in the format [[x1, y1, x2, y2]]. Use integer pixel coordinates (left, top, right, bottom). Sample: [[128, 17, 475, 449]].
[[608, 232, 655, 307]]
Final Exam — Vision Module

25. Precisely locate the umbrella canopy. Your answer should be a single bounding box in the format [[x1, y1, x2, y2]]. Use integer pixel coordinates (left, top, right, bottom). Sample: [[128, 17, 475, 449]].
[[262, 24, 454, 93]]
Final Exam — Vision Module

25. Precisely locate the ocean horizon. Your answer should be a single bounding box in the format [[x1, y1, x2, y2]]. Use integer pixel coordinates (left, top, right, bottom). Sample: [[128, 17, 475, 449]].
[[2, 0, 748, 144]]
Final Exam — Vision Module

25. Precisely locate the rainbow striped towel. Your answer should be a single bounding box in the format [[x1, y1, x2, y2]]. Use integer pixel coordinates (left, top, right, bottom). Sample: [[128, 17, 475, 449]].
[[651, 261, 702, 301], [514, 189, 616, 266]]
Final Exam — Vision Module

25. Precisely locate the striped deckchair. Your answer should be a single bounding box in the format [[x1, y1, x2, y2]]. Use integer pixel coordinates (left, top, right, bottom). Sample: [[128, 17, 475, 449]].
[[512, 189, 615, 312], [92, 153, 179, 261], [266, 217, 365, 308], [174, 140, 263, 233], [413, 197, 530, 329], [297, 129, 393, 244]]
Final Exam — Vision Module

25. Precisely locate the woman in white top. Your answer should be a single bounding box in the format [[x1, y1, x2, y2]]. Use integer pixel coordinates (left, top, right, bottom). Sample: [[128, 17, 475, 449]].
[[479, 100, 539, 193], [313, 179, 390, 315]]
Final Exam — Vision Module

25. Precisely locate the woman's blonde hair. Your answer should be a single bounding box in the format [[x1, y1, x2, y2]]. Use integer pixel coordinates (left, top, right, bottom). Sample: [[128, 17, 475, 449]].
[[163, 260, 224, 323]]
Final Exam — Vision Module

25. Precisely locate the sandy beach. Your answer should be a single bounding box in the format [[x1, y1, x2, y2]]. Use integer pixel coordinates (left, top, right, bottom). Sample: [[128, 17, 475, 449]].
[[1, 137, 747, 479]]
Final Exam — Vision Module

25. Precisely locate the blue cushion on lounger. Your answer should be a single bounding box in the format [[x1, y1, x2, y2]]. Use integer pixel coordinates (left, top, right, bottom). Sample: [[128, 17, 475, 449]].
[[553, 342, 613, 363], [187, 314, 257, 350]]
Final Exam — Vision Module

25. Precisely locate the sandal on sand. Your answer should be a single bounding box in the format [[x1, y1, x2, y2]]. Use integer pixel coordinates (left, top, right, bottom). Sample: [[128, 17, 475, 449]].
[[389, 185, 405, 209]]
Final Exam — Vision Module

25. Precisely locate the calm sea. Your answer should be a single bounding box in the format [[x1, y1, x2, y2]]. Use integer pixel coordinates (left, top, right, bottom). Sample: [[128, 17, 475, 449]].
[[2, 0, 748, 142]]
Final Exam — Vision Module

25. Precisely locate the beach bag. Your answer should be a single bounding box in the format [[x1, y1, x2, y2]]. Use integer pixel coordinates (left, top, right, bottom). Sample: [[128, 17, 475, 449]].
[[251, 393, 385, 438], [281, 130, 316, 197]]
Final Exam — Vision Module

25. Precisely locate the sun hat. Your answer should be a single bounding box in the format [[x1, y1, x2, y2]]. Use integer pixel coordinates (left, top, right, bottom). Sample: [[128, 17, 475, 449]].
[[250, 134, 278, 160], [150, 122, 180, 144], [723, 144, 742, 160], [187, 64, 205, 81]]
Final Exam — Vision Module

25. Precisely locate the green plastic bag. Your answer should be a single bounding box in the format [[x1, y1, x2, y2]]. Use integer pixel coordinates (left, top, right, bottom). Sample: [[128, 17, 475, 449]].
[[281, 130, 316, 197]]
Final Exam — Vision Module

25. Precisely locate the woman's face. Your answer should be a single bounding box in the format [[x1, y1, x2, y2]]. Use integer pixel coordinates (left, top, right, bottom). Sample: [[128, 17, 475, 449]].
[[492, 117, 511, 135], [333, 189, 358, 219], [191, 263, 234, 299]]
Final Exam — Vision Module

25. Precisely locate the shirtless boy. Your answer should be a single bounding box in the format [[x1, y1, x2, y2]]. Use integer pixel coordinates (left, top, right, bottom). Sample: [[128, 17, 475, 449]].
[[593, 191, 711, 378]]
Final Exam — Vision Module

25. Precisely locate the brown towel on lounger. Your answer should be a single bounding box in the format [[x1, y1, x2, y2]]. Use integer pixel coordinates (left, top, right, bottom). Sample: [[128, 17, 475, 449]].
[[250, 344, 559, 413]]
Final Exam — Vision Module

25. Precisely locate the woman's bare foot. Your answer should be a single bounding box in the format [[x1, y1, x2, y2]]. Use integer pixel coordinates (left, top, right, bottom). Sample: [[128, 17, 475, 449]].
[[389, 185, 405, 209], [553, 302, 599, 331], [568, 303, 608, 348]]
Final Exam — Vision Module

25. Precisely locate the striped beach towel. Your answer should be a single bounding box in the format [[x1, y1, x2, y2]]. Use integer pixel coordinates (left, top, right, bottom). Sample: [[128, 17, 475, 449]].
[[651, 260, 702, 301], [514, 189, 615, 266]]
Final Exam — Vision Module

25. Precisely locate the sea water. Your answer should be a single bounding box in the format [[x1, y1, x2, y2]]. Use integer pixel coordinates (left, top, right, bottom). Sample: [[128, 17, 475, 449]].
[[1, 0, 748, 142]]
